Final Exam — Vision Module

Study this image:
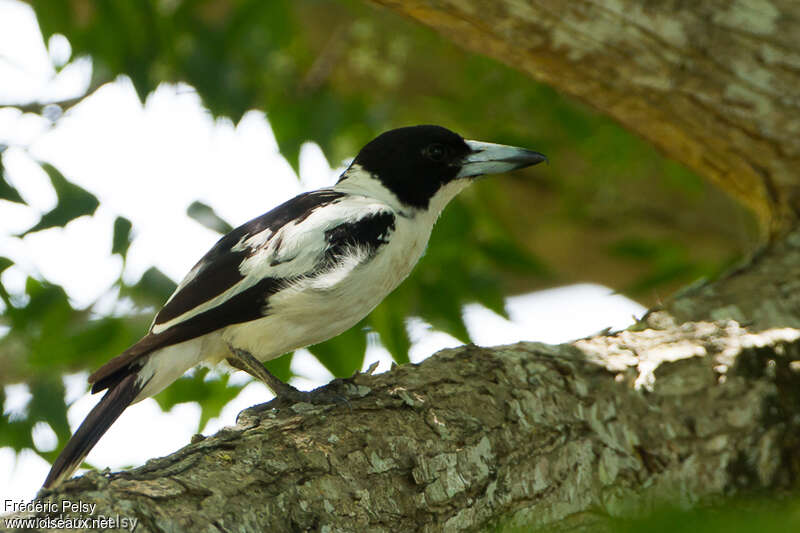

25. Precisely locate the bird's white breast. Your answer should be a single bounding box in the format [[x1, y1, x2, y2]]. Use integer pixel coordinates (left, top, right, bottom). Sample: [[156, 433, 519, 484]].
[[220, 209, 433, 361]]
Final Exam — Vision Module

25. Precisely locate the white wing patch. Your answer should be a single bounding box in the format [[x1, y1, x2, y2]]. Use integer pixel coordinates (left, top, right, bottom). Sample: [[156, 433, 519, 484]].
[[151, 197, 393, 335], [231, 228, 273, 253], [239, 197, 391, 280]]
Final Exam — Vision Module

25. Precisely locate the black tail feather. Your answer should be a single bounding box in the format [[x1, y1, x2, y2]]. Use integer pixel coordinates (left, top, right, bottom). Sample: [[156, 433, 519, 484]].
[[43, 373, 142, 489]]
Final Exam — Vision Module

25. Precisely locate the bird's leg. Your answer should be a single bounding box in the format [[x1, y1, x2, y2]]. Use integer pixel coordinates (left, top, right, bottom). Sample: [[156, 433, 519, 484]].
[[225, 347, 299, 398], [226, 346, 351, 409]]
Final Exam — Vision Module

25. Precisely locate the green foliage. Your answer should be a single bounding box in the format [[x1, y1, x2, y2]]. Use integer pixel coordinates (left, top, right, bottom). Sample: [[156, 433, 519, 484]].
[[0, 147, 25, 204], [0, 257, 12, 305], [609, 236, 733, 294], [1, 276, 142, 374], [307, 320, 367, 377], [264, 352, 293, 383], [0, 376, 69, 459], [367, 292, 412, 364], [27, 377, 70, 454], [0, 385, 35, 452], [154, 368, 244, 431], [111, 216, 133, 258], [612, 501, 800, 533], [119, 266, 178, 309], [187, 201, 234, 235], [17, 163, 99, 236]]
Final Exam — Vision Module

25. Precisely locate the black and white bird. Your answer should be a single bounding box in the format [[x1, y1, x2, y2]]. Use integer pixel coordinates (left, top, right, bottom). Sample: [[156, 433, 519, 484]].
[[43, 125, 546, 488]]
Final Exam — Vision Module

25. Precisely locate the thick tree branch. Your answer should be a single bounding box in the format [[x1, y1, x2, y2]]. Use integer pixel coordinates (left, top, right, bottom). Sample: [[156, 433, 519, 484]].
[[23, 304, 800, 531], [370, 0, 800, 235], [657, 227, 800, 330]]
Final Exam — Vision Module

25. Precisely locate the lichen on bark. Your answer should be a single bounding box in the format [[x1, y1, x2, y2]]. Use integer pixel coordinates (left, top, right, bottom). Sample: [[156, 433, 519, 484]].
[[25, 315, 800, 532]]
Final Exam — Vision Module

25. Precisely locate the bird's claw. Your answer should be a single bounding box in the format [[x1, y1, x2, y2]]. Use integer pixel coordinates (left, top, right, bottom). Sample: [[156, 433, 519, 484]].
[[236, 379, 354, 423], [279, 379, 354, 410]]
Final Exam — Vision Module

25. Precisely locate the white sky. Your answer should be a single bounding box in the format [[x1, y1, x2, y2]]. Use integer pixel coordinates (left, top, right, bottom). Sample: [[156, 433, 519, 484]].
[[0, 0, 646, 504]]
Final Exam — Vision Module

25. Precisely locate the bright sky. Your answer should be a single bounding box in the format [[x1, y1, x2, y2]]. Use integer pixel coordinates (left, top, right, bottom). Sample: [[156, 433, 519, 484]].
[[0, 0, 646, 504]]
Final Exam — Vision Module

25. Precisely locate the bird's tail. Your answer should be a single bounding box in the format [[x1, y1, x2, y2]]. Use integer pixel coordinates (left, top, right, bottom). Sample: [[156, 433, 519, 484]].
[[43, 373, 142, 489]]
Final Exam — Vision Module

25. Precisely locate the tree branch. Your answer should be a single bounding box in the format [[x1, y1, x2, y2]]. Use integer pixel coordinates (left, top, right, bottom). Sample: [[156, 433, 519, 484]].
[[26, 305, 800, 531]]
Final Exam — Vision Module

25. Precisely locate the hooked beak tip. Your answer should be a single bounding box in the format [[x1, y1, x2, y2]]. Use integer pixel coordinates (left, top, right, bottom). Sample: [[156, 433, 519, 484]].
[[510, 150, 548, 167], [458, 140, 548, 178]]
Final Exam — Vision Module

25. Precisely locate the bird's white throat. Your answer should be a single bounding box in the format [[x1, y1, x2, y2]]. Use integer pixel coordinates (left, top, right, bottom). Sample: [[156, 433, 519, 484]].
[[335, 163, 471, 222]]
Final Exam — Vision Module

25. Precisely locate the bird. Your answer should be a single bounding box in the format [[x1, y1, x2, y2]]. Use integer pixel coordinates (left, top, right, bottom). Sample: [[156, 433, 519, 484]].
[[43, 124, 546, 488]]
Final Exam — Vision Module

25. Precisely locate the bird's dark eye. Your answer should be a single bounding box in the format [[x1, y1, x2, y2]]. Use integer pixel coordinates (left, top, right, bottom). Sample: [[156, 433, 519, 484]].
[[424, 143, 447, 162]]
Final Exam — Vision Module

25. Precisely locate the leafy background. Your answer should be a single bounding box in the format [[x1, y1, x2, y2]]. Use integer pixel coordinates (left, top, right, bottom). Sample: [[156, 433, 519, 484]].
[[0, 0, 763, 525]]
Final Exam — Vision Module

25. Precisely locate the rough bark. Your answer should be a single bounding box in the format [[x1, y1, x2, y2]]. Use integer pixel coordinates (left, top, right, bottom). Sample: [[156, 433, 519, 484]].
[[9, 229, 800, 532], [658, 230, 800, 330], [370, 0, 800, 235]]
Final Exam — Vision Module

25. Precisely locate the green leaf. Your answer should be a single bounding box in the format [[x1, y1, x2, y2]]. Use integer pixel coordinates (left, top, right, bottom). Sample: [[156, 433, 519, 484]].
[[464, 272, 508, 319], [0, 418, 35, 453], [267, 89, 368, 174], [0, 148, 25, 204], [154, 368, 244, 431], [417, 280, 471, 343], [120, 267, 177, 308], [626, 261, 699, 294], [10, 277, 72, 333], [306, 321, 367, 377], [0, 256, 12, 305], [111, 216, 133, 257], [479, 239, 549, 277], [18, 163, 99, 236], [609, 236, 716, 294], [0, 386, 34, 453], [17, 278, 76, 370], [368, 294, 411, 364], [187, 201, 234, 234], [28, 377, 70, 446], [264, 352, 294, 383], [267, 105, 308, 174], [69, 316, 142, 370]]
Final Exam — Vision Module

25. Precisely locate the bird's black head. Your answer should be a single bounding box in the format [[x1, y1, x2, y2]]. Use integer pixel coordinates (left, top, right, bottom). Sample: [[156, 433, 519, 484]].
[[341, 125, 546, 210], [348, 125, 470, 209]]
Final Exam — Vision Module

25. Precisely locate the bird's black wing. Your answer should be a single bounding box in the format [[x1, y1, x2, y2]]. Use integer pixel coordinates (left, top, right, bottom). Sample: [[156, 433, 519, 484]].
[[90, 189, 349, 392]]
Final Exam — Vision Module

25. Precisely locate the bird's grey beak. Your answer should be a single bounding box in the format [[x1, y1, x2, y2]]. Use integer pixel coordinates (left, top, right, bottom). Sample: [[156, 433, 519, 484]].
[[457, 140, 547, 179]]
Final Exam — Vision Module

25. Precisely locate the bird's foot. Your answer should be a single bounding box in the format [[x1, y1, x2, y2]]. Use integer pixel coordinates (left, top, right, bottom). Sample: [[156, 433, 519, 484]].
[[233, 359, 383, 424], [275, 380, 353, 408], [236, 377, 355, 423]]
